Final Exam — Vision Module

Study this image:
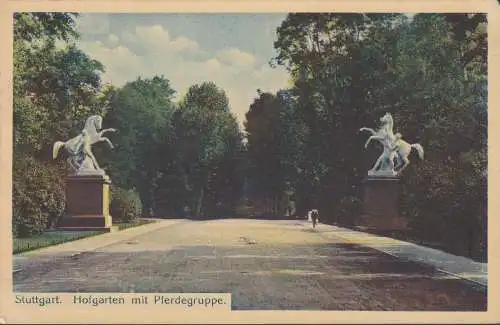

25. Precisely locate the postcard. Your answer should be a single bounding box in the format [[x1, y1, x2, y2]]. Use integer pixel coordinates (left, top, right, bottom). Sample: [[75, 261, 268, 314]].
[[1, 0, 498, 323]]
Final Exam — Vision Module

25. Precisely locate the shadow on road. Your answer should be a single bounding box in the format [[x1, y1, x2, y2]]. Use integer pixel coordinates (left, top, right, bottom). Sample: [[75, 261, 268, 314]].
[[13, 241, 487, 311]]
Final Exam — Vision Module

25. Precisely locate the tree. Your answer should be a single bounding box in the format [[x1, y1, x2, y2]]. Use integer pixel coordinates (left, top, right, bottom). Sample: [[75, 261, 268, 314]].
[[245, 90, 308, 218], [13, 13, 79, 43], [13, 12, 105, 236], [14, 13, 104, 158], [101, 76, 177, 215], [173, 82, 244, 217]]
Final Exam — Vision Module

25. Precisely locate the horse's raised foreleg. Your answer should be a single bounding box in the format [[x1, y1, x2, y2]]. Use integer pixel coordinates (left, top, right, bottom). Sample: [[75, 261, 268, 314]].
[[98, 136, 115, 149], [359, 127, 376, 135], [365, 135, 383, 149], [365, 137, 373, 149], [100, 128, 117, 135]]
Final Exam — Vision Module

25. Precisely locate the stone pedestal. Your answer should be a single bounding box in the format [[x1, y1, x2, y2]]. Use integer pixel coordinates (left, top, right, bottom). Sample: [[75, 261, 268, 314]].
[[360, 175, 408, 231], [57, 173, 112, 231]]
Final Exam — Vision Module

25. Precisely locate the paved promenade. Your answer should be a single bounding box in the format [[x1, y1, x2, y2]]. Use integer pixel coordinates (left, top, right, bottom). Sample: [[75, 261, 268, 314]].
[[13, 219, 486, 310], [310, 222, 487, 288]]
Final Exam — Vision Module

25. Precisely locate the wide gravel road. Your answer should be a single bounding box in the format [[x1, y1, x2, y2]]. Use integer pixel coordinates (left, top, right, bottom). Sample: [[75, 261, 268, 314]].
[[13, 219, 486, 310]]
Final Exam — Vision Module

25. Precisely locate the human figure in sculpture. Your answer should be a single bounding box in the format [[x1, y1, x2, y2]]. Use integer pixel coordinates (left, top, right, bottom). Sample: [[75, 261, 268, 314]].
[[53, 115, 117, 173], [367, 135, 399, 175], [391, 132, 425, 174]]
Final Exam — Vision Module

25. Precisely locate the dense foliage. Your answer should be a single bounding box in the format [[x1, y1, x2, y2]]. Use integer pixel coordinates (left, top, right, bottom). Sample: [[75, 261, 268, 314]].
[[170, 82, 245, 217], [13, 13, 102, 237], [12, 155, 66, 237], [246, 13, 487, 261], [110, 186, 143, 223]]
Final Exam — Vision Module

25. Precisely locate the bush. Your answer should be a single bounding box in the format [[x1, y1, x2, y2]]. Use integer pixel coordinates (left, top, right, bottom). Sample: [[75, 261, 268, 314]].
[[12, 155, 66, 238], [110, 186, 142, 223], [335, 195, 363, 226], [400, 156, 487, 261]]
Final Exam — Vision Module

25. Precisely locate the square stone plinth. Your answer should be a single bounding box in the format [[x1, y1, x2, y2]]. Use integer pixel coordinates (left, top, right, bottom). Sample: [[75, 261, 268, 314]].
[[360, 175, 408, 231], [57, 174, 112, 231]]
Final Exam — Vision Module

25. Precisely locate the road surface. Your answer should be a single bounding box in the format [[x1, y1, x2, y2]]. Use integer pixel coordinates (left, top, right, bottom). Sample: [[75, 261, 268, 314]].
[[13, 219, 486, 310]]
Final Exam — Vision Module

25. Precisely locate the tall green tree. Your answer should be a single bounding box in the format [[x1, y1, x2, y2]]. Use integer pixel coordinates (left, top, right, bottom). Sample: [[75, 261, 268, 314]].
[[101, 76, 177, 215], [245, 90, 308, 217], [173, 82, 245, 217], [14, 13, 104, 158], [245, 91, 285, 216]]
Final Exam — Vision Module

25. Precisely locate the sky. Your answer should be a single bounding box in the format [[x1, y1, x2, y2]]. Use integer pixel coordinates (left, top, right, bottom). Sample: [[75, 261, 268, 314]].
[[75, 13, 291, 129]]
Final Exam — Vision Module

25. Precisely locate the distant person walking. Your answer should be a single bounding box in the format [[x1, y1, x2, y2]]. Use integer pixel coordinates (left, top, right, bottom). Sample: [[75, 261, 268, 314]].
[[309, 209, 320, 228]]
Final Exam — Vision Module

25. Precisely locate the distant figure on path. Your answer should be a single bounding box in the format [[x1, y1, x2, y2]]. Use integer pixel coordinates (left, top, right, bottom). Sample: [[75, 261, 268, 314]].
[[309, 209, 320, 228]]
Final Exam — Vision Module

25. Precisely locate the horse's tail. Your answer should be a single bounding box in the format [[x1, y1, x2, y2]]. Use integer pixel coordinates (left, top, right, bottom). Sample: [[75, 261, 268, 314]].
[[52, 141, 64, 159], [411, 143, 424, 160]]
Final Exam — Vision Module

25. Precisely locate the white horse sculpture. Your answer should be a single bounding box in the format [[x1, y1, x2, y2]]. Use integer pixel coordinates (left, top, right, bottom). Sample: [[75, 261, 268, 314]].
[[360, 112, 424, 175], [53, 115, 116, 173], [359, 112, 398, 174]]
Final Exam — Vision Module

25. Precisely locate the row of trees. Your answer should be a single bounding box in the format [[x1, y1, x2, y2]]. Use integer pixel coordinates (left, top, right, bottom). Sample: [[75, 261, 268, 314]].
[[99, 79, 245, 218], [245, 13, 487, 261], [13, 13, 245, 237]]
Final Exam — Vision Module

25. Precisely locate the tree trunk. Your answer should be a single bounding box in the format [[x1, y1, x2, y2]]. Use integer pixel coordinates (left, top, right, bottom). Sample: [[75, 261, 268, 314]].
[[273, 196, 277, 217], [196, 186, 204, 217]]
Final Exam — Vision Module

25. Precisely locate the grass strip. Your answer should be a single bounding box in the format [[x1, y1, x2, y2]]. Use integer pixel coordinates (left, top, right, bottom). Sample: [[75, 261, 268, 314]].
[[116, 219, 156, 231], [13, 230, 105, 254], [13, 219, 156, 254]]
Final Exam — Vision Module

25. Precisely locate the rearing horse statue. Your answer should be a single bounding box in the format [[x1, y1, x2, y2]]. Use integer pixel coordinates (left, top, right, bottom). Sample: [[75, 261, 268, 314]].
[[360, 112, 424, 175], [359, 112, 398, 174], [53, 115, 117, 174]]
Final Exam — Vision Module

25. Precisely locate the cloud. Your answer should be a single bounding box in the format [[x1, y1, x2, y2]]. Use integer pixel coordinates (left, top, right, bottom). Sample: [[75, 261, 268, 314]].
[[77, 21, 290, 129], [217, 48, 257, 69], [107, 34, 119, 47], [204, 58, 222, 71], [171, 36, 200, 52]]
